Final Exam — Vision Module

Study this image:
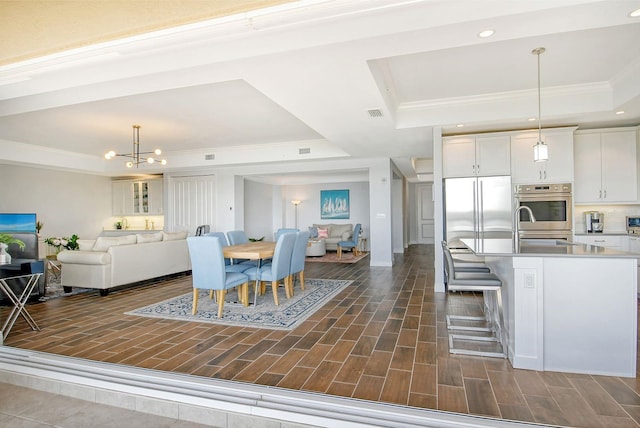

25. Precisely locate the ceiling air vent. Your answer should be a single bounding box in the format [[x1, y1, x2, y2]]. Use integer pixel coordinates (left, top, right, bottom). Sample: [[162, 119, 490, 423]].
[[204, 154, 215, 161], [367, 109, 383, 118], [299, 148, 311, 155]]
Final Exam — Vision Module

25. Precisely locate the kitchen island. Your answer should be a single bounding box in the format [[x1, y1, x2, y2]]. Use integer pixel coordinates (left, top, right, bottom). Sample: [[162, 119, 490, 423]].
[[461, 238, 637, 377]]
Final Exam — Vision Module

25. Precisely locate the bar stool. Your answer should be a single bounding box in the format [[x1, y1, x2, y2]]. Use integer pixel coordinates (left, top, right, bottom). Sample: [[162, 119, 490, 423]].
[[442, 242, 506, 358], [441, 241, 493, 332]]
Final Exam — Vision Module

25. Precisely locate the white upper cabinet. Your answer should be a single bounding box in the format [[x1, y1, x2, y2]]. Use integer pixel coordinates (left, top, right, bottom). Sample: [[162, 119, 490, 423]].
[[510, 129, 574, 184], [112, 178, 163, 215], [443, 135, 510, 177], [574, 128, 637, 203], [112, 181, 134, 216], [147, 179, 164, 214]]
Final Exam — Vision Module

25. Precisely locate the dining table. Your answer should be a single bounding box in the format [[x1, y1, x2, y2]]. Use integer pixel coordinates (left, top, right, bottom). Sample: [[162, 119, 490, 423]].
[[223, 241, 276, 306]]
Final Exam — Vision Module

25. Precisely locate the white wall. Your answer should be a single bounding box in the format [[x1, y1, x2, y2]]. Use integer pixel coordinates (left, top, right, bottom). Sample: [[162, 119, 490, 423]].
[[244, 179, 274, 240], [251, 180, 370, 241], [0, 164, 112, 239], [392, 176, 403, 253], [369, 159, 393, 266]]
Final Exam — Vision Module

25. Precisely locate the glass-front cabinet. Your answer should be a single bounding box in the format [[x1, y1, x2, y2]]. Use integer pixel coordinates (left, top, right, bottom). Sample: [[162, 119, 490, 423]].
[[112, 178, 163, 216]]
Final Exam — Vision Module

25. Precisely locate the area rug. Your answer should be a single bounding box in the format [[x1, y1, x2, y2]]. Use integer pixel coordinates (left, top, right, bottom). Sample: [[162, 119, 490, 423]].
[[306, 252, 369, 264], [38, 271, 92, 301], [125, 278, 353, 330]]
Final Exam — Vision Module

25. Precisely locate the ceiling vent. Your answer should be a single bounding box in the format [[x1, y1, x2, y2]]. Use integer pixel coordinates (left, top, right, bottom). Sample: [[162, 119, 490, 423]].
[[299, 148, 311, 155], [367, 109, 384, 118], [204, 154, 215, 160]]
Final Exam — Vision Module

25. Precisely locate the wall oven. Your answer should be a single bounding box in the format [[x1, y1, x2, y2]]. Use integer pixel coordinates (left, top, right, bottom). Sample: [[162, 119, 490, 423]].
[[514, 183, 573, 240]]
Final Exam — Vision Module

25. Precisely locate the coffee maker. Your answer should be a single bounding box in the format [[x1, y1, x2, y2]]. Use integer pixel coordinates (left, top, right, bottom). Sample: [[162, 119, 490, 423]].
[[585, 211, 604, 233]]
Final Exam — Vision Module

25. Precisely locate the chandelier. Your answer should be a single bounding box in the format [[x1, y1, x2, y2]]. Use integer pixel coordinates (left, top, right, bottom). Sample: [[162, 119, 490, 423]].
[[104, 125, 166, 168], [532, 47, 548, 162]]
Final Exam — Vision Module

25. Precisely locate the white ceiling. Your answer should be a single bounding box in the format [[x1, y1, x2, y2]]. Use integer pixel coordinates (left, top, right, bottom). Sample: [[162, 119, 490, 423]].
[[1, 0, 639, 183]]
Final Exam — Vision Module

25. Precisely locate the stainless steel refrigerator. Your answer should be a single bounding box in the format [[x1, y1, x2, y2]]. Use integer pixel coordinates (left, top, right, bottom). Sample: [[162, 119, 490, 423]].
[[444, 176, 513, 248]]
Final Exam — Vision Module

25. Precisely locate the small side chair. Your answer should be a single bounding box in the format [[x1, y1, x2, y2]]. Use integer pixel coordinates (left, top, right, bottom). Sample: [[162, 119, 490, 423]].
[[337, 223, 361, 259]]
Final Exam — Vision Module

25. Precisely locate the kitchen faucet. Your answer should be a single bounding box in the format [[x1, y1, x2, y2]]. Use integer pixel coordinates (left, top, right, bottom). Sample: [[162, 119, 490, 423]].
[[513, 206, 536, 251]]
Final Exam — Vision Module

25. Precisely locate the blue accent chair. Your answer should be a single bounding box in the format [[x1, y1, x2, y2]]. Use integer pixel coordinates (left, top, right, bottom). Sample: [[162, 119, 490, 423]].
[[245, 232, 296, 305], [289, 231, 310, 294], [337, 223, 361, 259], [187, 236, 249, 318], [204, 232, 251, 273]]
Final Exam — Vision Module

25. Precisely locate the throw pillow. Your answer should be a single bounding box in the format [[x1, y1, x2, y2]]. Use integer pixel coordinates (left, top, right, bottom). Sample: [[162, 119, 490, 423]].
[[119, 234, 137, 245], [317, 228, 329, 239], [163, 230, 188, 241], [308, 226, 318, 239], [92, 237, 122, 252], [137, 232, 163, 243]]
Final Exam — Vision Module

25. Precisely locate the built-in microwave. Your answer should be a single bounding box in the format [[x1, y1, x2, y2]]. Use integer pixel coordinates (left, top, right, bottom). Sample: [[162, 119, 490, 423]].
[[514, 183, 573, 238], [627, 216, 640, 234]]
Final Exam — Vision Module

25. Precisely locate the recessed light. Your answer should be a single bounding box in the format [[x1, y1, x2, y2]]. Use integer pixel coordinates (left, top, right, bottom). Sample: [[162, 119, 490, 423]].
[[456, 124, 464, 128], [478, 29, 495, 38], [630, 8, 640, 17], [528, 117, 536, 121], [616, 110, 625, 115]]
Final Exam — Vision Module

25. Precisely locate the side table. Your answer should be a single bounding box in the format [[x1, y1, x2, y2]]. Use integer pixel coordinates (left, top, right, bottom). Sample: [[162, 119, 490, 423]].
[[306, 239, 326, 256], [46, 255, 61, 282], [358, 237, 367, 252], [0, 273, 42, 345]]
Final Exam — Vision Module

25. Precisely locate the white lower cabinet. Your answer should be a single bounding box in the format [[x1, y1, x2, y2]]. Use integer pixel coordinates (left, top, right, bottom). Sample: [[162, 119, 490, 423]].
[[629, 236, 640, 254], [572, 234, 625, 250]]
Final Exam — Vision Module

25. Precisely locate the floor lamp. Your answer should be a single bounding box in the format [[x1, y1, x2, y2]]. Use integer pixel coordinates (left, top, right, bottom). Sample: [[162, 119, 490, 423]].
[[291, 200, 301, 229]]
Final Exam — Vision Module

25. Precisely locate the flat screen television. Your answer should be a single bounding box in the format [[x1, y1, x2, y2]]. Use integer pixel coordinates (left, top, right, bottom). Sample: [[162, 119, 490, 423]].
[[0, 213, 37, 233]]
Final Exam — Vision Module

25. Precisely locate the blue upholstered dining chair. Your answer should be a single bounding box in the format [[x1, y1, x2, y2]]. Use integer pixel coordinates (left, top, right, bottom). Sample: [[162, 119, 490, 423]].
[[289, 231, 310, 294], [204, 232, 251, 273], [275, 228, 298, 241], [187, 236, 250, 318], [226, 230, 258, 266], [227, 230, 248, 245], [245, 232, 296, 305], [337, 223, 361, 259]]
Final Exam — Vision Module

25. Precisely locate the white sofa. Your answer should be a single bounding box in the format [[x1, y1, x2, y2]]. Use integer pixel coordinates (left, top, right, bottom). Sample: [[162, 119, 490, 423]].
[[57, 231, 190, 296], [311, 223, 353, 251]]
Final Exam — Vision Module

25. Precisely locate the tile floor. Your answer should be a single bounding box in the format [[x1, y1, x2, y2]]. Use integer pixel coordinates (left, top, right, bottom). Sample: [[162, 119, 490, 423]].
[[0, 382, 210, 428]]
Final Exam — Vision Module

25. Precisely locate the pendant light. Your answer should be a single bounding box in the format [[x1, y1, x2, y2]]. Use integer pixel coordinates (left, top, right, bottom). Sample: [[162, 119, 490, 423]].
[[532, 47, 548, 162], [104, 125, 167, 168]]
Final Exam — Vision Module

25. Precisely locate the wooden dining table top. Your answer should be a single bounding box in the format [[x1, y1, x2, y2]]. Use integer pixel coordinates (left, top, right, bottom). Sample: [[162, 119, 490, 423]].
[[223, 241, 276, 260]]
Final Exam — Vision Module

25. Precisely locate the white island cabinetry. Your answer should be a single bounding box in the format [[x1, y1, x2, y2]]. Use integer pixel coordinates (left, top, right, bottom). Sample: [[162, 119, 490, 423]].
[[443, 134, 510, 178], [574, 128, 637, 203], [462, 238, 637, 377], [510, 128, 574, 184]]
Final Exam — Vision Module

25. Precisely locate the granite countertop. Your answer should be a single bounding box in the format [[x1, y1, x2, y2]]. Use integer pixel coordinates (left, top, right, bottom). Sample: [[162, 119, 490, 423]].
[[460, 238, 637, 258]]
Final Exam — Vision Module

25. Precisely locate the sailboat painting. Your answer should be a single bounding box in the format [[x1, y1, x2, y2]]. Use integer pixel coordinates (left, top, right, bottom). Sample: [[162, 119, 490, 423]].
[[320, 190, 350, 219]]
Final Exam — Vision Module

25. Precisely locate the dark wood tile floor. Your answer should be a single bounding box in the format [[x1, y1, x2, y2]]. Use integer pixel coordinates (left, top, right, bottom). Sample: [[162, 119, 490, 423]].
[[3, 244, 640, 427]]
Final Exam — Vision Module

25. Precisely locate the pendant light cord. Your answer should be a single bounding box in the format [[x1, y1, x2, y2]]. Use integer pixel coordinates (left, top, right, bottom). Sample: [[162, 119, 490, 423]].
[[537, 50, 542, 141]]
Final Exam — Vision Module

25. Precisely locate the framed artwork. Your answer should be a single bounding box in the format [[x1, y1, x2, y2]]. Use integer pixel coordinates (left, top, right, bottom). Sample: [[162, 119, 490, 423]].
[[321, 189, 350, 219]]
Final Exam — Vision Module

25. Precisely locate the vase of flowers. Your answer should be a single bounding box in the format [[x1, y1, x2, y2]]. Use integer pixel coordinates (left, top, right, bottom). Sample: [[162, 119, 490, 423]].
[[45, 234, 80, 257], [0, 233, 25, 264]]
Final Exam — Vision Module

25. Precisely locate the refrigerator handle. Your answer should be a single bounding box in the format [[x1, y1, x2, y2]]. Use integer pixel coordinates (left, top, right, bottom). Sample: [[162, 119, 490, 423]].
[[479, 180, 485, 238], [472, 180, 478, 242]]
